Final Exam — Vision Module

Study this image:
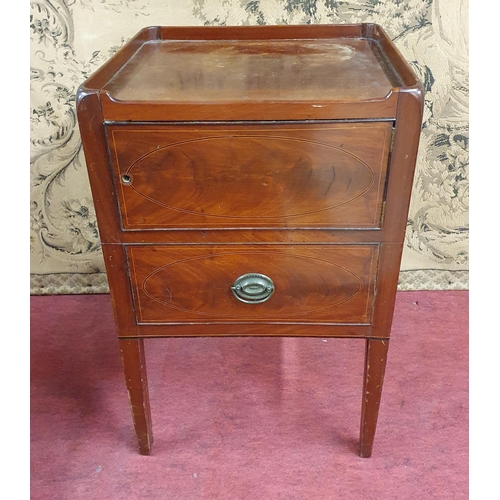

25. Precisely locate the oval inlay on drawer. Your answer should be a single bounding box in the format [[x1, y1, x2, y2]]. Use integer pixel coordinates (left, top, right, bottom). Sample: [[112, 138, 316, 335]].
[[127, 245, 378, 324]]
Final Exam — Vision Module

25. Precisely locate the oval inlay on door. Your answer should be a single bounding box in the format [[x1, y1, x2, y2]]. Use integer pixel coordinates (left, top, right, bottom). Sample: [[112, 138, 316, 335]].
[[125, 136, 375, 219]]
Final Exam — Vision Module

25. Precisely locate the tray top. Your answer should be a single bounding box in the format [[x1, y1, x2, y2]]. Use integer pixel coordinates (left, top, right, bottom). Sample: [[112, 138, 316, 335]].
[[104, 38, 395, 103]]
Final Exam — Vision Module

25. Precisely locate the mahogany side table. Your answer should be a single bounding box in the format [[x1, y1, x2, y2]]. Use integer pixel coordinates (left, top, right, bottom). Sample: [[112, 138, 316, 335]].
[[76, 24, 423, 458]]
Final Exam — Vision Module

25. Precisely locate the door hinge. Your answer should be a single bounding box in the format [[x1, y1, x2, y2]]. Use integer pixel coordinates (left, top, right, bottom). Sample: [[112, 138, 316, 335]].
[[389, 127, 396, 152], [380, 201, 387, 225]]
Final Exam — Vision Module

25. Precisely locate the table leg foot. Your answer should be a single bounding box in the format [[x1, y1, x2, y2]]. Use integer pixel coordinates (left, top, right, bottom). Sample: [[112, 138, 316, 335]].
[[119, 338, 153, 455], [359, 338, 389, 458]]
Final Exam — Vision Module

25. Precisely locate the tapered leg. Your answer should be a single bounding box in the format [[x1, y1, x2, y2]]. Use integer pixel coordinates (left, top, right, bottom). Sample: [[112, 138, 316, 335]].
[[359, 338, 389, 458], [119, 338, 153, 455]]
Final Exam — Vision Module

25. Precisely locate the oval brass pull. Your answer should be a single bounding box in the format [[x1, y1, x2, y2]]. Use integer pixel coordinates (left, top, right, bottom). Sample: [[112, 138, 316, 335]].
[[231, 273, 274, 304]]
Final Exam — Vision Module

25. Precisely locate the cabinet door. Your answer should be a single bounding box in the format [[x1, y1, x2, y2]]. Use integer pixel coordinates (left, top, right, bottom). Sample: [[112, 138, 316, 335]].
[[107, 122, 392, 230]]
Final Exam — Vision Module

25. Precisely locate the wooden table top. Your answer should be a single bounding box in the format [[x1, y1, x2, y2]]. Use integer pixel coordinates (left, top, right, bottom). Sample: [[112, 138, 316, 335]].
[[104, 38, 395, 103]]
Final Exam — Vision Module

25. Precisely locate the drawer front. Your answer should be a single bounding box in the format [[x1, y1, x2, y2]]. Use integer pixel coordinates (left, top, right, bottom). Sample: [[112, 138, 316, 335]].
[[127, 244, 379, 325], [107, 123, 392, 230]]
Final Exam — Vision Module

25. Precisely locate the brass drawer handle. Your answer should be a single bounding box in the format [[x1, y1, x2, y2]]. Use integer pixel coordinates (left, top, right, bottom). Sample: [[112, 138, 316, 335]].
[[231, 273, 274, 304]]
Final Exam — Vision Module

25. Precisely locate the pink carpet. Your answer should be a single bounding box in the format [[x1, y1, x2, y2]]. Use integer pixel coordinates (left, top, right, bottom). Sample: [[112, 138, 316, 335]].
[[31, 291, 468, 499]]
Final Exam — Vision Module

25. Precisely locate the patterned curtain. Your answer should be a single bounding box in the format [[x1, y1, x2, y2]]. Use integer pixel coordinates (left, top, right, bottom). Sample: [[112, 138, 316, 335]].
[[30, 0, 468, 294]]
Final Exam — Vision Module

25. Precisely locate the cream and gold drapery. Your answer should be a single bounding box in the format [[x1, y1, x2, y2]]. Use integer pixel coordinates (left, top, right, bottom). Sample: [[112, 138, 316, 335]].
[[30, 0, 468, 294]]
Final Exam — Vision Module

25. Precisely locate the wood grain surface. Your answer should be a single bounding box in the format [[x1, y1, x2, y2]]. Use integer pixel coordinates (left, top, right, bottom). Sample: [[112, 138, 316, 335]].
[[127, 244, 378, 325], [107, 122, 392, 229]]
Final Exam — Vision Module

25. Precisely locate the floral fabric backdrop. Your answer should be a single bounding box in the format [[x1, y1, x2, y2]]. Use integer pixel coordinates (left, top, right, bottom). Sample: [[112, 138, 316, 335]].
[[30, 0, 469, 294]]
